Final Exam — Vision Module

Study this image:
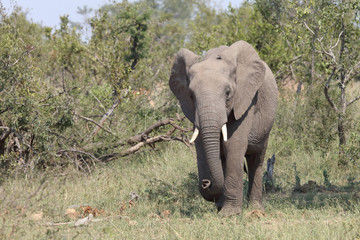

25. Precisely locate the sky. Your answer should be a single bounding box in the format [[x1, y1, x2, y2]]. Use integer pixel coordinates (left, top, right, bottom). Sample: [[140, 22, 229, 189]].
[[1, 0, 244, 29]]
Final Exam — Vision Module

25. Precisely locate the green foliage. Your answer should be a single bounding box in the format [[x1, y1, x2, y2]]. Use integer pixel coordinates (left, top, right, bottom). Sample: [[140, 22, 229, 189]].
[[0, 8, 76, 174], [341, 121, 360, 164], [0, 0, 359, 180], [188, 3, 288, 73], [257, 0, 360, 165], [89, 1, 151, 94]]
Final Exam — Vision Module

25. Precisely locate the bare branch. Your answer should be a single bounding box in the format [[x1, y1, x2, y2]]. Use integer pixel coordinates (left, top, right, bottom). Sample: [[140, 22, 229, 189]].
[[301, 21, 340, 76], [56, 149, 99, 164], [122, 135, 167, 156], [316, 38, 337, 63], [169, 121, 192, 132], [332, 30, 343, 50], [89, 90, 106, 112], [98, 116, 193, 162], [14, 136, 23, 154], [127, 116, 190, 144], [169, 134, 196, 158], [0, 126, 12, 141], [88, 99, 119, 140], [345, 61, 360, 84], [303, 21, 315, 35], [347, 96, 360, 107], [290, 65, 297, 82], [41, 215, 128, 227], [39, 91, 65, 103], [312, 25, 343, 64], [105, 134, 192, 160], [74, 112, 114, 135], [289, 55, 303, 63]]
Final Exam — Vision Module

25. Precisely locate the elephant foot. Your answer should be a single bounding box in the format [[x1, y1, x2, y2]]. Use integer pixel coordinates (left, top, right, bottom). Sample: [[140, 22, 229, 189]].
[[218, 204, 242, 217], [248, 200, 264, 211]]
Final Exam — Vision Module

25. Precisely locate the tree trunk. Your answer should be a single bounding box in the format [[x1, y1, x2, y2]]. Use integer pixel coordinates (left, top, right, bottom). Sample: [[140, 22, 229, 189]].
[[337, 114, 347, 166], [337, 17, 348, 166]]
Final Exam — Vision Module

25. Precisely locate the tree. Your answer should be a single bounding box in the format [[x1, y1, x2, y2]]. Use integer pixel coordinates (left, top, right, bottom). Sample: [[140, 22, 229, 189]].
[[256, 0, 360, 164]]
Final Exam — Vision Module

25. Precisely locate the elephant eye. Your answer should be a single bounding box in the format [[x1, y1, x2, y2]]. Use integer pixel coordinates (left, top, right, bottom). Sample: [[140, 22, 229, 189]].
[[225, 89, 231, 99]]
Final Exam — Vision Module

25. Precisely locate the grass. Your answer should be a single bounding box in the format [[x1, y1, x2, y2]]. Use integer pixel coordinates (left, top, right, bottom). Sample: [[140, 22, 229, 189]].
[[1, 142, 360, 239]]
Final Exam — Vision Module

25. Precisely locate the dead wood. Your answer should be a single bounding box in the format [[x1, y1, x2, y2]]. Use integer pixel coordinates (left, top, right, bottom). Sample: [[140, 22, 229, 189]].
[[88, 99, 119, 141], [99, 116, 193, 162], [264, 154, 276, 193], [0, 125, 12, 155], [74, 112, 114, 135], [127, 116, 191, 144], [55, 115, 193, 164], [41, 215, 129, 227]]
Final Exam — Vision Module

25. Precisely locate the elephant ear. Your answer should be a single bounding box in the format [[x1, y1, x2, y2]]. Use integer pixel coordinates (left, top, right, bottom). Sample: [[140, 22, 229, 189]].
[[223, 41, 266, 120], [169, 48, 200, 123]]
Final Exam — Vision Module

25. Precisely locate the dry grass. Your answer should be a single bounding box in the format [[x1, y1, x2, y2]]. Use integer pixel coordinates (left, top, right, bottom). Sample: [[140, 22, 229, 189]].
[[1, 142, 360, 239]]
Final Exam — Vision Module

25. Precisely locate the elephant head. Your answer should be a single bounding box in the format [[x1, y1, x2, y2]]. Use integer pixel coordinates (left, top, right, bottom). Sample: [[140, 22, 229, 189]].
[[169, 41, 266, 202]]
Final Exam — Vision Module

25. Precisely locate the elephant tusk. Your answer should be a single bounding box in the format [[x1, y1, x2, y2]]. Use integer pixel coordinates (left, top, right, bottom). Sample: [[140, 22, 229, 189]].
[[189, 128, 199, 143], [222, 124, 227, 142]]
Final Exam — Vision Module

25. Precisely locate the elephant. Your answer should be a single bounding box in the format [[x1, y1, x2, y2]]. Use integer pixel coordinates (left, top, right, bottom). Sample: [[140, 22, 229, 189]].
[[169, 40, 278, 217]]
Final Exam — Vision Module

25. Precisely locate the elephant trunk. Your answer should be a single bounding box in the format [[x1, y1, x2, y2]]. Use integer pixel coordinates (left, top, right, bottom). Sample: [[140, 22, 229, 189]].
[[196, 99, 227, 202], [199, 125, 224, 201]]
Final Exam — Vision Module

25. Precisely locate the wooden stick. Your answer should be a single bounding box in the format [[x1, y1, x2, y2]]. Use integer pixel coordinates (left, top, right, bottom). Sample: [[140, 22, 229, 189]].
[[74, 112, 114, 134], [41, 215, 129, 227], [88, 99, 119, 140]]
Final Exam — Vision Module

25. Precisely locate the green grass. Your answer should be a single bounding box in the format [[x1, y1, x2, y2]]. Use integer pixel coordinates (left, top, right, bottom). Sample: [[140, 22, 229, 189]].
[[1, 142, 360, 239]]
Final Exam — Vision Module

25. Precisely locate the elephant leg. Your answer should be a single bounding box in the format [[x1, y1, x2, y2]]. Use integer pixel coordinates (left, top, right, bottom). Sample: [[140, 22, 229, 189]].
[[218, 142, 247, 217], [246, 139, 268, 210]]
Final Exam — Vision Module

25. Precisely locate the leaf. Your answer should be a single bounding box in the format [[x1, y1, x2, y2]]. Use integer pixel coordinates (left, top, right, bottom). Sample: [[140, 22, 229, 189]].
[[29, 211, 43, 221], [65, 208, 81, 220]]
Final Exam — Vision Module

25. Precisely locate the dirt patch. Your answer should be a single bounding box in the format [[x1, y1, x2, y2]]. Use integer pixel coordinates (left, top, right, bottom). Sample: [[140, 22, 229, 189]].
[[293, 180, 342, 194], [293, 180, 326, 193], [246, 210, 266, 219]]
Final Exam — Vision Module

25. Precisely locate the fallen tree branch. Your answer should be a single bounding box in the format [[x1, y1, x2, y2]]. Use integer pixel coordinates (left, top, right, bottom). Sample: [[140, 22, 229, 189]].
[[98, 116, 193, 162], [127, 116, 189, 144], [54, 116, 193, 164], [56, 149, 99, 165], [123, 135, 168, 156], [100, 135, 177, 161], [41, 215, 129, 227], [169, 121, 192, 132]]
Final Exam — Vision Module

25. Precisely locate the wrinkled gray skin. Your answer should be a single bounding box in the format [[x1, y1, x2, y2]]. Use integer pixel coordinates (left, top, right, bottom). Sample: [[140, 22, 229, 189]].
[[169, 41, 278, 217]]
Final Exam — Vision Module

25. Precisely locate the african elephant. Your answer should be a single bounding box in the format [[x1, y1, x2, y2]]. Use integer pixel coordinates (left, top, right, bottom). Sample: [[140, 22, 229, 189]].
[[169, 41, 278, 217]]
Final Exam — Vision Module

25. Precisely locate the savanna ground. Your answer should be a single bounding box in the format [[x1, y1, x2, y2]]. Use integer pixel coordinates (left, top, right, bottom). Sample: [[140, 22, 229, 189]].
[[1, 141, 360, 239]]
